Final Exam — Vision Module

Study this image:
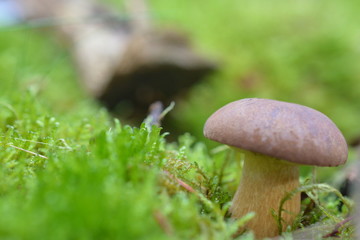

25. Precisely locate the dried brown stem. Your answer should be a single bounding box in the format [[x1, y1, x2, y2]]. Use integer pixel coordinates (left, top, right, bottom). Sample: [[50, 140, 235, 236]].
[[322, 216, 353, 238]]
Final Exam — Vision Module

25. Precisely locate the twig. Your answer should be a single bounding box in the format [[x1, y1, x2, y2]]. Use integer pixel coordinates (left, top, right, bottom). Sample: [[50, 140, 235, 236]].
[[162, 170, 225, 223], [146, 101, 163, 127], [159, 101, 175, 120], [58, 138, 73, 150], [144, 101, 175, 128], [7, 144, 48, 159], [163, 170, 196, 193], [153, 210, 174, 236], [322, 216, 353, 238]]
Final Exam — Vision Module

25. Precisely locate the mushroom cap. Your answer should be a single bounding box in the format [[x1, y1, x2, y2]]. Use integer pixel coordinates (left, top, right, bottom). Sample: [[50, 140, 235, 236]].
[[204, 98, 348, 167]]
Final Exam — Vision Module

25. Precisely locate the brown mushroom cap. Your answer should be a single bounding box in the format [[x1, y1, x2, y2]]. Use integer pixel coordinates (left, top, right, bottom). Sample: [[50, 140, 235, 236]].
[[204, 98, 348, 166]]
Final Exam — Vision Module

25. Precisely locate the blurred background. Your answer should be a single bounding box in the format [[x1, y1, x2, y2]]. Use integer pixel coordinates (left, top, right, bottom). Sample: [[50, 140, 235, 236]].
[[1, 0, 360, 177]]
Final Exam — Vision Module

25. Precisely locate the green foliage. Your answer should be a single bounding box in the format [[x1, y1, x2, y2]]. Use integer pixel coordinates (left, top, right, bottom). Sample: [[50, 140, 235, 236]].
[[147, 0, 360, 142], [0, 1, 357, 239], [274, 182, 353, 238], [0, 29, 250, 237], [0, 106, 251, 239]]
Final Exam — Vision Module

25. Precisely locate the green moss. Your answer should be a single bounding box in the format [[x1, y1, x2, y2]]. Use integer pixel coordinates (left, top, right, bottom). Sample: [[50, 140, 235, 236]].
[[0, 2, 357, 238]]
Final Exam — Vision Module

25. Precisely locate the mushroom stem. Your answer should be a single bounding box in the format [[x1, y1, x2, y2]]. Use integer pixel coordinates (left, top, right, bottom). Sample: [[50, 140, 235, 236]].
[[230, 150, 300, 238]]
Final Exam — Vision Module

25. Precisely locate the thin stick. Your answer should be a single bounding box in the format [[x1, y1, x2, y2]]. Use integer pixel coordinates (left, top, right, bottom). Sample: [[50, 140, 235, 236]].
[[164, 170, 196, 193], [8, 144, 48, 159], [153, 210, 174, 236], [146, 101, 163, 127], [322, 216, 353, 238]]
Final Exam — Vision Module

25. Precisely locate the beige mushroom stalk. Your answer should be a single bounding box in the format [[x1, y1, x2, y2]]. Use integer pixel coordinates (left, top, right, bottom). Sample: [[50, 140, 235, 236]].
[[203, 98, 348, 239]]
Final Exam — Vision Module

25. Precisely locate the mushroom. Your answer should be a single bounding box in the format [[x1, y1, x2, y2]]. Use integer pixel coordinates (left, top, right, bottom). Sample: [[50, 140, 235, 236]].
[[203, 98, 348, 238]]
